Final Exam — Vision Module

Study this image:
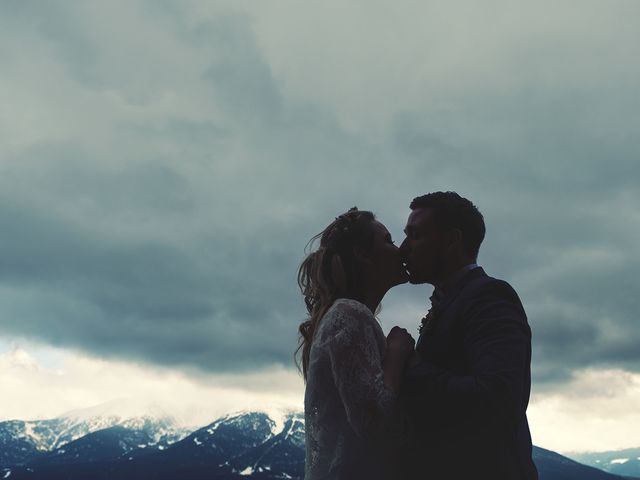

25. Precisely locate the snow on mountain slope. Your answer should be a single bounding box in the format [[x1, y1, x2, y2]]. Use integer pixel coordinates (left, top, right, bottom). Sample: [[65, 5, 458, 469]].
[[568, 447, 640, 478], [5, 408, 629, 480], [0, 400, 189, 467]]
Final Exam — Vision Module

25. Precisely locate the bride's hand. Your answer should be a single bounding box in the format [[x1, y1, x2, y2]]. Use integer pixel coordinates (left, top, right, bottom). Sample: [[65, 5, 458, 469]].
[[407, 350, 421, 368], [383, 326, 415, 393], [386, 326, 415, 361]]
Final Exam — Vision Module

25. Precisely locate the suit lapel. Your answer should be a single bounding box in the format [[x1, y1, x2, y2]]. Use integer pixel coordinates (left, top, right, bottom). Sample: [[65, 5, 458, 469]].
[[416, 267, 487, 349]]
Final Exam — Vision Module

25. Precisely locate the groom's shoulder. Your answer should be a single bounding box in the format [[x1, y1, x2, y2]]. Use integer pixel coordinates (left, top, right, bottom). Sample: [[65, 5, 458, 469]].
[[454, 269, 530, 333], [462, 269, 523, 306]]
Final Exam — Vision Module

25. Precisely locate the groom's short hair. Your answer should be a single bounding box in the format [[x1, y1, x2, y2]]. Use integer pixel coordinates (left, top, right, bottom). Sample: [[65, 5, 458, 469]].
[[410, 191, 485, 259]]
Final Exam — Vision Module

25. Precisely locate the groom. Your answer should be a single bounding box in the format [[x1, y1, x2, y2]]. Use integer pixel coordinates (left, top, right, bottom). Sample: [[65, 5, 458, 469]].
[[396, 192, 538, 480]]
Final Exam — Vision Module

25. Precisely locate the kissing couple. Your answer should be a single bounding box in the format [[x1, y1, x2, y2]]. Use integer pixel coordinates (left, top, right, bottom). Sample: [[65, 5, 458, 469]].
[[298, 192, 538, 480]]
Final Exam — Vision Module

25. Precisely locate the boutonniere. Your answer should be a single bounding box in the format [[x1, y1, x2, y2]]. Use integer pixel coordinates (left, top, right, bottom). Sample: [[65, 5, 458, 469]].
[[418, 306, 440, 336]]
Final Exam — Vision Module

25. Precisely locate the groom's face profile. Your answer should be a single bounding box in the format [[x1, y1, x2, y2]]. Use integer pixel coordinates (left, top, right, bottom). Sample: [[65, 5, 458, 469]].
[[400, 207, 446, 285]]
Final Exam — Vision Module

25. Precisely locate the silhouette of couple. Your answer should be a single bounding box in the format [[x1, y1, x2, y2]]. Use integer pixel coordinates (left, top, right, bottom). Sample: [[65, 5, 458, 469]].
[[298, 192, 538, 480]]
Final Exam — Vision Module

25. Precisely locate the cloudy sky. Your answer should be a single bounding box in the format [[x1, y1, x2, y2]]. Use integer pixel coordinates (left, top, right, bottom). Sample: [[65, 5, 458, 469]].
[[1, 0, 639, 453]]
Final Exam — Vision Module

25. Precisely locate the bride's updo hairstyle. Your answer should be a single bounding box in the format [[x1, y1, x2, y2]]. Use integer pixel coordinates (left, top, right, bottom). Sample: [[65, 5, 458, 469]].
[[296, 207, 377, 380]]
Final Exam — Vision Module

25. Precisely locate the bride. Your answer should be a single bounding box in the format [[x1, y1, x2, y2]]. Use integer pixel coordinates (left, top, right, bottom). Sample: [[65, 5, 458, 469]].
[[297, 207, 415, 480]]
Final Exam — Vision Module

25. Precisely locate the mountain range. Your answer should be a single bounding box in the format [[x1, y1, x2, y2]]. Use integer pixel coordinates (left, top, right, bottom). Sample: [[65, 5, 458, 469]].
[[0, 406, 635, 479], [568, 448, 640, 478]]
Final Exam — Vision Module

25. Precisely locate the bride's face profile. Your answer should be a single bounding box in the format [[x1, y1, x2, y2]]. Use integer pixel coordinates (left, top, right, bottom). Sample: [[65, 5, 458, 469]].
[[362, 221, 409, 289]]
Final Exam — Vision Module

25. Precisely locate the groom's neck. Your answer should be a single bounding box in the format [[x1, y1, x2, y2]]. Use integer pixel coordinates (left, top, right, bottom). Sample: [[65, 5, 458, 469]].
[[434, 257, 477, 293]]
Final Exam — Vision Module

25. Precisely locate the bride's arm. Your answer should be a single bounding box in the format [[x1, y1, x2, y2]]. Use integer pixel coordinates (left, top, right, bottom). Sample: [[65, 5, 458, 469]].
[[326, 302, 409, 439]]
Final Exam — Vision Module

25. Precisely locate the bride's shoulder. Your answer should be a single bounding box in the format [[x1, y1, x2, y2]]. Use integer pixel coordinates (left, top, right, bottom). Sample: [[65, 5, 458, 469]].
[[329, 297, 371, 314], [322, 298, 374, 331]]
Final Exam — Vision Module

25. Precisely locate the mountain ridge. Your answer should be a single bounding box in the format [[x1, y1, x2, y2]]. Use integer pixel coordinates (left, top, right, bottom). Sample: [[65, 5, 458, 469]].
[[567, 447, 640, 478], [0, 408, 633, 480]]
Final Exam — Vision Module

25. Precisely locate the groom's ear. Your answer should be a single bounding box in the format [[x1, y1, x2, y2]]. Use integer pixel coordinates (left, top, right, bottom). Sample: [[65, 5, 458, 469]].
[[445, 228, 463, 250]]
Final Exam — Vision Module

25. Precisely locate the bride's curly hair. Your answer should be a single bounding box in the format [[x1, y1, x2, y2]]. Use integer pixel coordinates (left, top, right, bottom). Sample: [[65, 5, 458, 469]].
[[296, 207, 377, 381]]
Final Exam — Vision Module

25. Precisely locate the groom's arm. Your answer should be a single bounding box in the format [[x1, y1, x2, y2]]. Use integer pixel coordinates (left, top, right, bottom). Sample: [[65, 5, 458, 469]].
[[403, 280, 531, 423]]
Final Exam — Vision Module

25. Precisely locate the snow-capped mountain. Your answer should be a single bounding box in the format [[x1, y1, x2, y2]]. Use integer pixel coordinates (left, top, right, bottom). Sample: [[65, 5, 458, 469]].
[[0, 408, 632, 480], [126, 410, 305, 478], [32, 426, 160, 465], [2, 410, 304, 479], [216, 411, 304, 476], [568, 447, 640, 478], [0, 400, 189, 468], [532, 447, 629, 480]]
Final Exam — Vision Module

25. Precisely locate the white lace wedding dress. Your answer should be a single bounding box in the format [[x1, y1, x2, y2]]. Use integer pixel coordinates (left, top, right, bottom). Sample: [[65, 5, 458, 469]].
[[304, 298, 402, 480]]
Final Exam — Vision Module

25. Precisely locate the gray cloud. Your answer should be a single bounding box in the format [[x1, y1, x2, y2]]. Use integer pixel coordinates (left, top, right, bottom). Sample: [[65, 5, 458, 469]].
[[0, 0, 639, 386]]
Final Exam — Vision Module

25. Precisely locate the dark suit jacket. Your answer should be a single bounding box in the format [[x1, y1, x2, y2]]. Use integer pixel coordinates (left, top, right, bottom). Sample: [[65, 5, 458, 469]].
[[400, 267, 538, 480]]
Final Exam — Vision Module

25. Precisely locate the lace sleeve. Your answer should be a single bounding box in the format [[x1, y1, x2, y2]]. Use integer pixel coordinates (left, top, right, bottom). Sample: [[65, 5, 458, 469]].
[[325, 300, 397, 440]]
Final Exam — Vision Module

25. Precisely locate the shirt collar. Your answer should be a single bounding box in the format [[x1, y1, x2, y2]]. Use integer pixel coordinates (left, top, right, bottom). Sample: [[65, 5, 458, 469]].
[[433, 263, 479, 300]]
